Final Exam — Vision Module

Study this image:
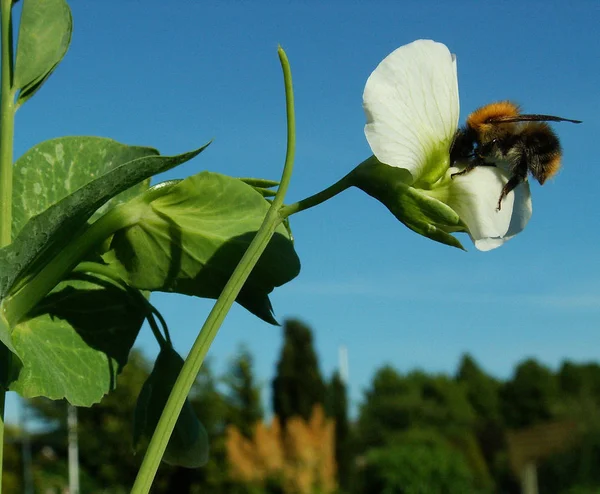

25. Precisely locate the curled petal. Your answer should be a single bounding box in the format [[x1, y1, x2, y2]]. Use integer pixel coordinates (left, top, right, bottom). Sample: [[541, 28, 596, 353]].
[[475, 181, 532, 250], [438, 167, 532, 251], [363, 40, 459, 183]]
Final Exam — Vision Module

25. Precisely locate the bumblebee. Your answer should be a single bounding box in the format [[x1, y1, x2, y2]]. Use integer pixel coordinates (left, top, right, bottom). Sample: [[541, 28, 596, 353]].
[[450, 101, 581, 210]]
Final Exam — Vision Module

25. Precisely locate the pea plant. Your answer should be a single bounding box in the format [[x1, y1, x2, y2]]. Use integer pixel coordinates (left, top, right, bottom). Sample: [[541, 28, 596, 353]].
[[0, 1, 533, 493]]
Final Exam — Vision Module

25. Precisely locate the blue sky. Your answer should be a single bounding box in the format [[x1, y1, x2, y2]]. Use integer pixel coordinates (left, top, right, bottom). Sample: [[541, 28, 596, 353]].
[[5, 1, 600, 421]]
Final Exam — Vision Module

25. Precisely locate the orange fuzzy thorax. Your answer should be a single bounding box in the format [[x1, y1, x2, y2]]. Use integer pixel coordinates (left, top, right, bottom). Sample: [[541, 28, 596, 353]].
[[466, 101, 520, 130]]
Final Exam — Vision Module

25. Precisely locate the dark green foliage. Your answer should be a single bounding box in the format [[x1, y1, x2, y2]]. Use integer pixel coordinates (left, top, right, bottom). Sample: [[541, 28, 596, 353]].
[[356, 365, 494, 492], [224, 346, 264, 438], [558, 362, 600, 411], [457, 354, 501, 423], [133, 347, 209, 468], [326, 371, 352, 492], [501, 359, 558, 428], [1, 426, 24, 493], [456, 354, 506, 489], [538, 428, 600, 494], [356, 366, 475, 450], [358, 429, 478, 494], [272, 319, 326, 424]]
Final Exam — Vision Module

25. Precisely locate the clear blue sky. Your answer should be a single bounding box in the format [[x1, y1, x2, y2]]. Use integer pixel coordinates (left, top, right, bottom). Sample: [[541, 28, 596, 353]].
[[5, 1, 600, 421]]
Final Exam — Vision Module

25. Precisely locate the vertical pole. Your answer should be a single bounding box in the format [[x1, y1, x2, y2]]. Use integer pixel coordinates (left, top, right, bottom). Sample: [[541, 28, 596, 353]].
[[20, 399, 33, 494], [521, 462, 538, 494], [67, 405, 79, 494]]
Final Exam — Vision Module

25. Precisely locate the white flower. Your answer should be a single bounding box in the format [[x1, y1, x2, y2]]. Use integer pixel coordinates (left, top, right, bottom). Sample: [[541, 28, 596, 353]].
[[359, 39, 532, 251]]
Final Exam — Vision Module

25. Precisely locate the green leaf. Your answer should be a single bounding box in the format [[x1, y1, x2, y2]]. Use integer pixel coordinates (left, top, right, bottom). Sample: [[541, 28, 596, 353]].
[[13, 136, 159, 237], [8, 275, 145, 405], [133, 347, 209, 468], [14, 0, 72, 106], [0, 142, 210, 300], [103, 172, 301, 323]]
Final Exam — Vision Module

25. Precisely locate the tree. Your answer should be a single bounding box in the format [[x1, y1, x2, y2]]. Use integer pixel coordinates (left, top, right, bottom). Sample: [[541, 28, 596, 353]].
[[456, 354, 501, 423], [356, 365, 493, 492], [272, 319, 326, 424], [456, 354, 506, 487], [356, 366, 476, 450], [326, 371, 351, 492], [501, 358, 558, 428], [1, 426, 23, 494], [224, 346, 264, 438], [358, 429, 478, 494]]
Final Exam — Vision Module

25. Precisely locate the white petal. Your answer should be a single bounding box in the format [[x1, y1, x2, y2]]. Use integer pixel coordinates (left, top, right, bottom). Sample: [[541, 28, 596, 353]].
[[441, 166, 532, 250], [473, 183, 532, 250], [363, 40, 459, 181], [499, 181, 532, 241]]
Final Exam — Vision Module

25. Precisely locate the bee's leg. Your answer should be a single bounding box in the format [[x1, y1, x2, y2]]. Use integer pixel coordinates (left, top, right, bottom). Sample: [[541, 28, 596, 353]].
[[451, 163, 476, 178], [451, 158, 495, 179], [496, 175, 525, 211]]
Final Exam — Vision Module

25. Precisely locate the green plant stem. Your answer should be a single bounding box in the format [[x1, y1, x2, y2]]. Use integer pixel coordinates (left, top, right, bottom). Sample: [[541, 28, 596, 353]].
[[0, 1, 14, 490], [130, 45, 297, 494], [151, 306, 172, 346], [280, 171, 354, 218], [0, 0, 13, 245], [72, 261, 170, 348], [3, 204, 134, 326]]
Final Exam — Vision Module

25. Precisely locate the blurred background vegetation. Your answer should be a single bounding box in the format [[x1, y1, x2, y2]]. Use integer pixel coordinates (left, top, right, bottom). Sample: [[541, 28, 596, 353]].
[[3, 318, 600, 494]]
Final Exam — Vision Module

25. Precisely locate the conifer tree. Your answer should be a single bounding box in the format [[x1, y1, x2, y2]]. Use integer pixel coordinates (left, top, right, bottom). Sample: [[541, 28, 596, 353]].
[[456, 353, 501, 423], [327, 371, 351, 492], [224, 346, 264, 438], [272, 319, 326, 424]]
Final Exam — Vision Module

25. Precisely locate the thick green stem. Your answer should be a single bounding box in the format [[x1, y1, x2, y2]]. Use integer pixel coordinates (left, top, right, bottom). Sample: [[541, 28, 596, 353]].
[[0, 0, 13, 245], [0, 1, 14, 490], [3, 204, 135, 326], [130, 46, 296, 494]]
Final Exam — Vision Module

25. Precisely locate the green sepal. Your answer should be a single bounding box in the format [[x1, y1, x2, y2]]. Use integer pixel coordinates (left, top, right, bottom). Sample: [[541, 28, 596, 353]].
[[351, 157, 466, 250], [133, 347, 209, 468]]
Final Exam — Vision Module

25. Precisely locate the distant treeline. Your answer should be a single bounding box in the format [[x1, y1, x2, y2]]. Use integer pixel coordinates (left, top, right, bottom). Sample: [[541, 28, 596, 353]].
[[3, 319, 599, 494]]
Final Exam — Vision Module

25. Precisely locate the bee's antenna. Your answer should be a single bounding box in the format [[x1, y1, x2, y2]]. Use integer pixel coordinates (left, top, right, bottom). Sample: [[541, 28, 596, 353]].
[[489, 114, 582, 124]]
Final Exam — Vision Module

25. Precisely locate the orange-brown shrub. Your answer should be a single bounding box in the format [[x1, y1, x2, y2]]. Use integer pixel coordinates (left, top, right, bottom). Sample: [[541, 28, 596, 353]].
[[226, 405, 336, 494]]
